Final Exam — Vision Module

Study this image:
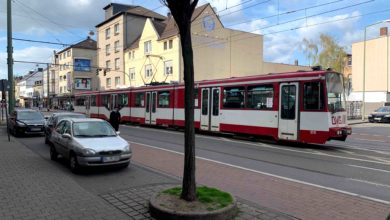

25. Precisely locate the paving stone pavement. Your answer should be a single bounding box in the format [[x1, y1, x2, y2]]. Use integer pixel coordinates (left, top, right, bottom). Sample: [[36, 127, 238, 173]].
[[0, 127, 129, 220], [100, 184, 296, 220]]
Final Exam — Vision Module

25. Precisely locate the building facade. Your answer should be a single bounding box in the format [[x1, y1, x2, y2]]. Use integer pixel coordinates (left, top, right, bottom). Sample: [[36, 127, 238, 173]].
[[55, 37, 97, 109], [350, 26, 390, 112], [96, 3, 166, 90], [17, 69, 43, 108]]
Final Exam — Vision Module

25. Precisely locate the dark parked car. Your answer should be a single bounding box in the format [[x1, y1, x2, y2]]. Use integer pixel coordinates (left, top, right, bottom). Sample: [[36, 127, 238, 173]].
[[8, 109, 45, 136], [368, 106, 390, 123], [44, 112, 86, 145]]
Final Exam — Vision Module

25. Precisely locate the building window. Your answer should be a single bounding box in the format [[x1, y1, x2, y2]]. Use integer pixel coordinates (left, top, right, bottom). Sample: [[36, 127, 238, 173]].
[[106, 60, 111, 69], [223, 86, 245, 109], [115, 58, 120, 70], [247, 85, 274, 109], [60, 65, 62, 71], [129, 68, 135, 80], [304, 81, 324, 110], [132, 51, 135, 59], [145, 64, 152, 78], [347, 57, 352, 66], [114, 23, 119, 35], [105, 28, 110, 39], [106, 44, 110, 55], [144, 40, 152, 54], [60, 87, 62, 93], [164, 41, 167, 50], [67, 50, 71, 57], [169, 40, 173, 49], [135, 93, 144, 107], [106, 78, 111, 88], [114, 41, 120, 53], [164, 60, 173, 75], [115, 77, 120, 87], [158, 91, 170, 108]]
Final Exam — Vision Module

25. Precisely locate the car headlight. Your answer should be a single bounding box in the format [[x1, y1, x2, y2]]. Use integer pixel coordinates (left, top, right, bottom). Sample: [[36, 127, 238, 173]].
[[385, 115, 390, 118], [81, 148, 97, 156], [123, 145, 131, 153], [16, 121, 27, 127]]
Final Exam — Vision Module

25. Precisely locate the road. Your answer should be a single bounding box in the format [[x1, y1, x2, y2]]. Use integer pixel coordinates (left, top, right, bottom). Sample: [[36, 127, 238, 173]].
[[15, 114, 390, 219]]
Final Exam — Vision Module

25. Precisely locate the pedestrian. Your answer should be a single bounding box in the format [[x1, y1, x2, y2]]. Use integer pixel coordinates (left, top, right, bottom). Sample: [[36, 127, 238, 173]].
[[109, 107, 121, 131]]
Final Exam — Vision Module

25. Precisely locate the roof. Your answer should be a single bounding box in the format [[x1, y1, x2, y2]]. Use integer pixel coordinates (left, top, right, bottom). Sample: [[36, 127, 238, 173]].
[[57, 37, 97, 54], [69, 118, 105, 123], [52, 112, 86, 117], [96, 5, 165, 28], [127, 4, 211, 49]]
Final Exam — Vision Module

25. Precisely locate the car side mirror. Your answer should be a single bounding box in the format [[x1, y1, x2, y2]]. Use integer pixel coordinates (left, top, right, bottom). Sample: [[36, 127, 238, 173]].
[[116, 131, 120, 135], [62, 133, 72, 139], [44, 116, 49, 120]]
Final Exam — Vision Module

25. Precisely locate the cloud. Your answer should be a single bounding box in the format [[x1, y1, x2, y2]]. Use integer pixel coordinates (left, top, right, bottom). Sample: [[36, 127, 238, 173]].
[[0, 46, 55, 79]]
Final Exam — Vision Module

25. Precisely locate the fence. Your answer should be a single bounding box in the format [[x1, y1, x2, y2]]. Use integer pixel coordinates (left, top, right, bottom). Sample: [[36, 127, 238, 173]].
[[346, 101, 362, 120]]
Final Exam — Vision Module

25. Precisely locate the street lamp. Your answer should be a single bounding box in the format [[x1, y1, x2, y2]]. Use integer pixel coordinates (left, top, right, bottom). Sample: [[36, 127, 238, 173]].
[[362, 19, 390, 120]]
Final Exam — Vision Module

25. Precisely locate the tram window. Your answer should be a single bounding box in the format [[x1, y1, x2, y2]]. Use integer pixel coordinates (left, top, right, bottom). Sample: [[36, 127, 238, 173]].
[[212, 89, 220, 116], [91, 95, 96, 106], [102, 95, 110, 108], [76, 97, 85, 106], [135, 93, 144, 107], [247, 85, 273, 109], [202, 89, 209, 115], [304, 82, 324, 110], [146, 93, 150, 112], [223, 87, 245, 109], [194, 89, 199, 107], [152, 92, 157, 113], [118, 93, 128, 107], [281, 85, 296, 120], [158, 91, 170, 108]]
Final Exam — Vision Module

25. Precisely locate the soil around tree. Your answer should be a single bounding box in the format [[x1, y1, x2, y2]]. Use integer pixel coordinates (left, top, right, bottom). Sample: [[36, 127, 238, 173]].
[[149, 186, 237, 220]]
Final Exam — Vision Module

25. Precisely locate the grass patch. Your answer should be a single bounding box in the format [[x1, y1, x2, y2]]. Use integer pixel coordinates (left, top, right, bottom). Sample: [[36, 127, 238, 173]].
[[162, 186, 233, 209]]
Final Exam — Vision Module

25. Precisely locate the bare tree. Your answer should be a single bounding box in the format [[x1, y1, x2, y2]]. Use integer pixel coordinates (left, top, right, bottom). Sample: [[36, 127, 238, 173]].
[[161, 0, 199, 201]]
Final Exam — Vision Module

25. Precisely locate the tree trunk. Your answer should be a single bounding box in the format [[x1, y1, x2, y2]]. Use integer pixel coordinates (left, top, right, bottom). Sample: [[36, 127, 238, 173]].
[[180, 20, 196, 202]]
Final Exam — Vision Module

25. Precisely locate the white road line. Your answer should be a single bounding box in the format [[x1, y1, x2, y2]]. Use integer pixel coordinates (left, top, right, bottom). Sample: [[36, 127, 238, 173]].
[[129, 141, 390, 205], [348, 164, 390, 174], [124, 125, 390, 165], [353, 138, 386, 143], [349, 178, 390, 189]]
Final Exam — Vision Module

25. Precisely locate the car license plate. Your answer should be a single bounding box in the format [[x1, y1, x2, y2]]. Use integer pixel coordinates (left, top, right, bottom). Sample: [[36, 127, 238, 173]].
[[31, 128, 41, 131], [102, 156, 120, 162], [374, 117, 382, 121]]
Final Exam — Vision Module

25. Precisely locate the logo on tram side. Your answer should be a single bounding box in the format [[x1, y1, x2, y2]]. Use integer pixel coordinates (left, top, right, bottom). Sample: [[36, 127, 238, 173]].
[[331, 115, 346, 125]]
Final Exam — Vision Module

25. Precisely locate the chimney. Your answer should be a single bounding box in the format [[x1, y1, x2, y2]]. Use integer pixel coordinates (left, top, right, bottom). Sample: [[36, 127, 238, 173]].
[[380, 27, 388, 37], [294, 59, 298, 66]]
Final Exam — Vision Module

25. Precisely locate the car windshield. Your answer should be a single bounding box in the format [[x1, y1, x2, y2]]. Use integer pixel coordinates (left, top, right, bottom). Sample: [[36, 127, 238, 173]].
[[326, 72, 346, 113], [73, 121, 116, 137], [376, 107, 390, 112], [18, 111, 44, 120]]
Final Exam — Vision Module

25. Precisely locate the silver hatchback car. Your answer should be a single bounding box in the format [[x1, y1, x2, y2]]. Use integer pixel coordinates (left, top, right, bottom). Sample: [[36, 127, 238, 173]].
[[49, 118, 131, 173]]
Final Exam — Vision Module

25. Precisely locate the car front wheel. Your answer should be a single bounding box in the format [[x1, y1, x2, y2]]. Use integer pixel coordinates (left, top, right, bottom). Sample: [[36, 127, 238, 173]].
[[50, 146, 58, 161], [69, 153, 80, 173]]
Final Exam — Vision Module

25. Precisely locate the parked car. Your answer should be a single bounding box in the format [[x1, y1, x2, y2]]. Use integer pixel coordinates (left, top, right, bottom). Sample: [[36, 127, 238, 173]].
[[368, 106, 390, 123], [49, 118, 131, 173], [8, 109, 45, 136], [44, 112, 86, 145]]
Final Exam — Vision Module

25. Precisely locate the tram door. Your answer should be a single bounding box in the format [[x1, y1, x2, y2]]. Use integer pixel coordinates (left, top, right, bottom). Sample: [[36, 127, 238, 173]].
[[145, 92, 157, 125], [111, 94, 118, 110], [278, 82, 299, 141], [200, 87, 221, 131]]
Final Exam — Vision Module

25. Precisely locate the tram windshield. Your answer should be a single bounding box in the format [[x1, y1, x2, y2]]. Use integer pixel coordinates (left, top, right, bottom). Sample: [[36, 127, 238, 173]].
[[326, 72, 346, 113]]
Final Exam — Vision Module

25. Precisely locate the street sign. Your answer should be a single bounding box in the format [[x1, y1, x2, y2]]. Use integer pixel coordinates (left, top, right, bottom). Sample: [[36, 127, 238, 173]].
[[0, 79, 9, 90]]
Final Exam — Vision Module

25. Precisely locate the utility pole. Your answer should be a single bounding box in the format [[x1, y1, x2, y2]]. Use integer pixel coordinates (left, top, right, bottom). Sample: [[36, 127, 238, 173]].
[[7, 0, 14, 113], [47, 63, 50, 110]]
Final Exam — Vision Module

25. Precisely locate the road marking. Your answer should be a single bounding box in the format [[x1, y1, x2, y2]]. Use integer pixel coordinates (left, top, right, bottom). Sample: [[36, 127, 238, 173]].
[[124, 125, 390, 165], [348, 164, 390, 174], [349, 178, 390, 189], [352, 138, 385, 143], [129, 141, 390, 205]]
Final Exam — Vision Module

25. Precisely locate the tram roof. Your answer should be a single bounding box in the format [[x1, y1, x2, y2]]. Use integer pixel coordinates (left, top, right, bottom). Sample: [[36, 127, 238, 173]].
[[76, 70, 337, 96]]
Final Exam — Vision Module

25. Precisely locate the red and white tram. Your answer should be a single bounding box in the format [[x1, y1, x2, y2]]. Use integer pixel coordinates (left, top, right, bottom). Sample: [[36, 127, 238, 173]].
[[74, 70, 351, 144]]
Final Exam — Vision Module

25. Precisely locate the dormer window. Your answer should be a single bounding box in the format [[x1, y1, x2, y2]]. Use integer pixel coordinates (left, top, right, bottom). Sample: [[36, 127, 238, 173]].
[[144, 41, 152, 54]]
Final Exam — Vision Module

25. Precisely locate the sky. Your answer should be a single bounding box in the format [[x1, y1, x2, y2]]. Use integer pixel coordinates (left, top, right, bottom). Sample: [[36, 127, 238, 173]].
[[1, 0, 390, 79]]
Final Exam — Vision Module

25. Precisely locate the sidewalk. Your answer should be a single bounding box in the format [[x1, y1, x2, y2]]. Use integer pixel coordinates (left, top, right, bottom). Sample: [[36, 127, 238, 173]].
[[348, 118, 368, 125], [0, 126, 295, 220]]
